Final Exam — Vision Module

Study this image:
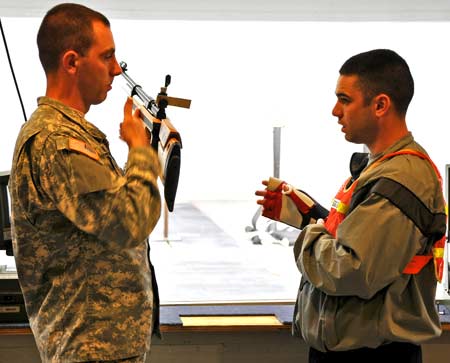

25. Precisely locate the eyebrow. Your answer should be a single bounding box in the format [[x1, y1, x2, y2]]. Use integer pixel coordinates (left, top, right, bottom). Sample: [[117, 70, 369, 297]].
[[336, 92, 350, 98], [100, 47, 116, 56]]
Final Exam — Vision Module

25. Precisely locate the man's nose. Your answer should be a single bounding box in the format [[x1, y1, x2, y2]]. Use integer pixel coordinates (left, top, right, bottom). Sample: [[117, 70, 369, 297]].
[[332, 102, 341, 117], [112, 57, 122, 76]]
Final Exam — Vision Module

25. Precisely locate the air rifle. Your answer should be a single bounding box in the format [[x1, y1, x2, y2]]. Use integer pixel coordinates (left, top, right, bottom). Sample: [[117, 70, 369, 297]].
[[120, 62, 191, 212]]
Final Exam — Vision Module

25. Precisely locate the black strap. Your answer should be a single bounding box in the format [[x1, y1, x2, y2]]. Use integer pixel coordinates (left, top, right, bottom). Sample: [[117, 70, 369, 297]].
[[0, 19, 27, 121], [349, 177, 446, 242], [349, 152, 369, 181]]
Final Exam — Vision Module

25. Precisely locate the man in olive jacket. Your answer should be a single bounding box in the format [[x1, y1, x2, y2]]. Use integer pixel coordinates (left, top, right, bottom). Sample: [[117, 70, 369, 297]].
[[257, 49, 446, 363]]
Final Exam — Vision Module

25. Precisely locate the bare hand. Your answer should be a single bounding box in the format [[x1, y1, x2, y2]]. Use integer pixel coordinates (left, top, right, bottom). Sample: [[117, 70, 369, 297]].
[[120, 97, 150, 148]]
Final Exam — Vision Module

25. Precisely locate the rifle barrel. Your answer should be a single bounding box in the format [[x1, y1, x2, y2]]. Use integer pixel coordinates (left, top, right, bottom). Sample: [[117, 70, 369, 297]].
[[120, 62, 159, 116]]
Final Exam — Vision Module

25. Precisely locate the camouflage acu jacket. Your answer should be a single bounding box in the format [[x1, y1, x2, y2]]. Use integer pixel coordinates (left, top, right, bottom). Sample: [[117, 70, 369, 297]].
[[9, 97, 161, 362]]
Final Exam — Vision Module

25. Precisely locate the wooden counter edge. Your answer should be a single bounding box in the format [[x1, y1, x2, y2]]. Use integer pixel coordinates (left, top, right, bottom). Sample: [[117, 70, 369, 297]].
[[1, 322, 448, 335]]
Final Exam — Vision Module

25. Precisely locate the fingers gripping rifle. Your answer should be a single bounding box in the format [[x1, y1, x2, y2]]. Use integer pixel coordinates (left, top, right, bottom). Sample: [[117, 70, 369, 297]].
[[120, 62, 191, 212]]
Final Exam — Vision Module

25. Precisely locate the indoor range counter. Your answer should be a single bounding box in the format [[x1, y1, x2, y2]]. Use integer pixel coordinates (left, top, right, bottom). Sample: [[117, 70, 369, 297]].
[[0, 298, 449, 363]]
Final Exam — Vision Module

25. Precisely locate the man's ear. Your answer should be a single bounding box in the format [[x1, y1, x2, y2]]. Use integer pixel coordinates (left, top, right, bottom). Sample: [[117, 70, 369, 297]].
[[374, 94, 391, 117], [61, 50, 79, 74]]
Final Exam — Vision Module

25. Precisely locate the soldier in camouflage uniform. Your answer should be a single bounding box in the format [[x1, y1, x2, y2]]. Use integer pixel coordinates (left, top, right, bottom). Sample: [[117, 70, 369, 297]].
[[9, 4, 161, 363]]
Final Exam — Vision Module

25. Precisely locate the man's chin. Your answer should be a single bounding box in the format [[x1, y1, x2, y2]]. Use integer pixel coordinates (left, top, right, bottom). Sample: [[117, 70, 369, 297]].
[[93, 94, 108, 105], [344, 133, 361, 144], [345, 136, 365, 146]]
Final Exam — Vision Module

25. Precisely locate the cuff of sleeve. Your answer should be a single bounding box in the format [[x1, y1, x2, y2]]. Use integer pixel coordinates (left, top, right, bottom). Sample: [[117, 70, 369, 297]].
[[301, 223, 328, 251], [126, 146, 161, 180]]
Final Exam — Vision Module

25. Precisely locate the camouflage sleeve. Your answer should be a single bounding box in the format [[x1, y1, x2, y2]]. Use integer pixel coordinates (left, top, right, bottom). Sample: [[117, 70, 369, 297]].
[[37, 133, 161, 249]]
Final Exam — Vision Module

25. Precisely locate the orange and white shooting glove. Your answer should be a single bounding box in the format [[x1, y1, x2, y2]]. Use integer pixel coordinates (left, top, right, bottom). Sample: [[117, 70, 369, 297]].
[[261, 177, 329, 229]]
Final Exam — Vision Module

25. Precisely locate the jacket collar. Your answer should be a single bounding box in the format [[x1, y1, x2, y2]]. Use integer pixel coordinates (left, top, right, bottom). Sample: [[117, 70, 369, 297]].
[[37, 96, 107, 141], [369, 132, 414, 163]]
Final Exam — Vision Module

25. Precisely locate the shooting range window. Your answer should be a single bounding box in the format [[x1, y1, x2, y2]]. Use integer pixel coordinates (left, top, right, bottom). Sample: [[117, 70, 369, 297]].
[[1, 18, 450, 305]]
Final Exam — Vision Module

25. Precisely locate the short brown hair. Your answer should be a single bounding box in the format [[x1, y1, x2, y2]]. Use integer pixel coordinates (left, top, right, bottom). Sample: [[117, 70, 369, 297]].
[[37, 3, 110, 73]]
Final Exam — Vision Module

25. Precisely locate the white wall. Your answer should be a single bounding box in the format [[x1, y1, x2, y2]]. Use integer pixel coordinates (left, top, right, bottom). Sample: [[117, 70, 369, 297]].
[[1, 19, 450, 206]]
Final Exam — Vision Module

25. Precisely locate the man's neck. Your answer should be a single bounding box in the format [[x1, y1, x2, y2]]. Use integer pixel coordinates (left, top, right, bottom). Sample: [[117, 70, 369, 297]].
[[46, 75, 88, 114], [367, 117, 409, 155]]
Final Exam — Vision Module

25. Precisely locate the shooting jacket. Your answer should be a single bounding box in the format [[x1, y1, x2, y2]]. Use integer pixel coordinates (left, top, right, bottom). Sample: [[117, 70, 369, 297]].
[[9, 97, 161, 362], [293, 133, 446, 352]]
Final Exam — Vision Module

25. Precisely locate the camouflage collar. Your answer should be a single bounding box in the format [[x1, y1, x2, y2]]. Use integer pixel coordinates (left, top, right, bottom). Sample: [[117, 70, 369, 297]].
[[37, 96, 107, 141]]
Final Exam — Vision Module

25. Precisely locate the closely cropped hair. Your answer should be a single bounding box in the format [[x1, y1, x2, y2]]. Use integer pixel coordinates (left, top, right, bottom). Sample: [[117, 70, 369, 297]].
[[339, 49, 414, 116], [37, 3, 110, 74]]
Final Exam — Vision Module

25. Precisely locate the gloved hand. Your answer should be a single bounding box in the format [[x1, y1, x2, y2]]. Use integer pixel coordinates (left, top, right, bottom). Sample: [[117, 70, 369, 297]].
[[256, 177, 329, 229]]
